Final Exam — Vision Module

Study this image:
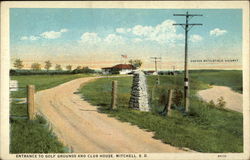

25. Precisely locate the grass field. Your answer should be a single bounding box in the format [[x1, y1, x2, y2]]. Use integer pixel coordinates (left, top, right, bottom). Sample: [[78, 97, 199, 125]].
[[80, 70, 243, 153], [10, 74, 90, 153], [190, 70, 242, 93]]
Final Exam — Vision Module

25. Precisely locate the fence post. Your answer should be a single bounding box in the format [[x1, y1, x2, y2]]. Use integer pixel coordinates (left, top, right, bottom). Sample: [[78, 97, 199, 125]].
[[27, 85, 35, 120], [167, 89, 173, 116], [111, 80, 117, 110]]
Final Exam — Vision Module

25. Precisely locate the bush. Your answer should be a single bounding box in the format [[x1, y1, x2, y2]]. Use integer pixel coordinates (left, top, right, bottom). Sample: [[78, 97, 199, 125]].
[[172, 89, 183, 107], [217, 97, 226, 109], [71, 67, 95, 74], [9, 69, 71, 76]]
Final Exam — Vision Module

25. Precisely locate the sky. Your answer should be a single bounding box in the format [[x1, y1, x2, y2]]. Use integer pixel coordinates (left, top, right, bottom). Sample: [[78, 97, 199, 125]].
[[10, 8, 242, 70]]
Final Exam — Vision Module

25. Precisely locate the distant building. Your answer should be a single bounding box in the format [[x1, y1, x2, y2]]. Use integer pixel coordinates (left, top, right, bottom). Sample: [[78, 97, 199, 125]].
[[145, 70, 157, 75], [102, 64, 136, 75]]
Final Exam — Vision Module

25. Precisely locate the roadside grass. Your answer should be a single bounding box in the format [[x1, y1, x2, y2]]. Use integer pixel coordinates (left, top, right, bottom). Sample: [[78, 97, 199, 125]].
[[11, 74, 91, 98], [10, 74, 91, 153], [10, 115, 66, 153], [190, 70, 242, 93], [80, 70, 243, 153]]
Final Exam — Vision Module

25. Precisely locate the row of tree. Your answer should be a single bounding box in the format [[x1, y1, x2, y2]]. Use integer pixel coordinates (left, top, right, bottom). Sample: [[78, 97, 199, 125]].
[[14, 58, 143, 70], [13, 59, 82, 71]]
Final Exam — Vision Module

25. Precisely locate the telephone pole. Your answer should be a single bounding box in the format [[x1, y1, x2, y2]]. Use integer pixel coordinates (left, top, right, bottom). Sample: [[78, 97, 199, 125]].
[[173, 11, 202, 112], [150, 57, 161, 74], [150, 57, 161, 85], [172, 65, 175, 74]]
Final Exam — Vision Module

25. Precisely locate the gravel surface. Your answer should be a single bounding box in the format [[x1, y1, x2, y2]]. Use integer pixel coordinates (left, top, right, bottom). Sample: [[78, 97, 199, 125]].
[[197, 86, 243, 113]]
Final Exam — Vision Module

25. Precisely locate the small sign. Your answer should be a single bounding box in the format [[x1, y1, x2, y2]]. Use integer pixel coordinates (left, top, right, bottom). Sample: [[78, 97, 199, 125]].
[[184, 81, 189, 87], [10, 80, 18, 92]]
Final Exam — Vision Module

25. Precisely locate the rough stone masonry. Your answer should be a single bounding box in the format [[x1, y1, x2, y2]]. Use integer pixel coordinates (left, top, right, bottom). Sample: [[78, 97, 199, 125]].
[[129, 71, 150, 111]]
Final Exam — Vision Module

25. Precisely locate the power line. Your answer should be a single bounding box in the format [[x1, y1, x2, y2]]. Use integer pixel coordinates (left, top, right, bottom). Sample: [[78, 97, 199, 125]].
[[150, 57, 161, 73], [150, 57, 161, 85], [173, 11, 202, 112]]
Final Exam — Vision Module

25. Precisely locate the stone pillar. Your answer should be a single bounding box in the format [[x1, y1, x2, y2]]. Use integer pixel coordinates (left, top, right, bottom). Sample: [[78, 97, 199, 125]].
[[129, 71, 150, 111]]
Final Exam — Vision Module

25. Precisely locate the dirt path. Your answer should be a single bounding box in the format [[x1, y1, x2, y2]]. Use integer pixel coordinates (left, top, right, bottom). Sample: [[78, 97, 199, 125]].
[[197, 86, 243, 113], [35, 77, 184, 153]]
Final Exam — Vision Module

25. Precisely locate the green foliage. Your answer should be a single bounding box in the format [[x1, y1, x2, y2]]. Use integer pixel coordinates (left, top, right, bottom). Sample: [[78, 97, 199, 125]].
[[55, 64, 62, 71], [11, 74, 90, 97], [66, 65, 72, 71], [14, 59, 24, 69], [80, 70, 243, 153], [10, 115, 65, 153], [190, 70, 242, 93], [44, 60, 52, 71], [172, 89, 183, 107], [76, 66, 81, 70], [9, 69, 72, 76], [31, 63, 41, 71], [217, 97, 226, 109], [128, 59, 142, 69], [72, 67, 95, 74], [110, 68, 120, 75]]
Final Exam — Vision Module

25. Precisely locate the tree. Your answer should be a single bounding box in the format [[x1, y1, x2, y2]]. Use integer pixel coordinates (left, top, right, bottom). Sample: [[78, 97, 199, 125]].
[[72, 66, 95, 74], [55, 64, 62, 71], [31, 63, 41, 70], [76, 66, 81, 70], [82, 67, 95, 73], [14, 59, 24, 69], [66, 65, 72, 71], [129, 59, 142, 69], [44, 60, 52, 71]]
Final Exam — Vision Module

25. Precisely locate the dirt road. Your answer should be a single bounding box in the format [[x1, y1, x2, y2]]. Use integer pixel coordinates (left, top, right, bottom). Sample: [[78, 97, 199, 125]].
[[197, 86, 243, 113], [35, 77, 184, 153]]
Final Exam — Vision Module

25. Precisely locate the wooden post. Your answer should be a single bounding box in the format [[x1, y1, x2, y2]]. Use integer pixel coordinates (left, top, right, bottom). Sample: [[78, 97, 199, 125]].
[[111, 81, 117, 110], [167, 89, 173, 116], [27, 85, 35, 120]]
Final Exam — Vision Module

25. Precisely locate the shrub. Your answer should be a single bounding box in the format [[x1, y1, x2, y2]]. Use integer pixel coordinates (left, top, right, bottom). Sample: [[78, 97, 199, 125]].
[[172, 89, 183, 107], [217, 96, 226, 109]]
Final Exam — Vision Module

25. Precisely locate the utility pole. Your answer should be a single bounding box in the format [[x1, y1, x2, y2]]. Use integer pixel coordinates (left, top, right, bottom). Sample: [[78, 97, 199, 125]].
[[150, 57, 161, 85], [173, 11, 202, 112], [150, 57, 161, 74], [172, 65, 175, 74]]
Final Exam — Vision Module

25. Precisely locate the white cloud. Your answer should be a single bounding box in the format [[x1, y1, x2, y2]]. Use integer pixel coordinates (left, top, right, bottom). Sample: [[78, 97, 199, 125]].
[[132, 25, 153, 36], [40, 29, 69, 39], [20, 36, 39, 41], [29, 36, 40, 41], [145, 20, 184, 44], [116, 28, 132, 34], [104, 34, 125, 44], [21, 29, 68, 41], [115, 19, 184, 45], [190, 34, 203, 42], [40, 31, 62, 39], [116, 28, 127, 34], [60, 29, 68, 33], [127, 28, 132, 32], [210, 28, 227, 36], [79, 32, 102, 44]]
